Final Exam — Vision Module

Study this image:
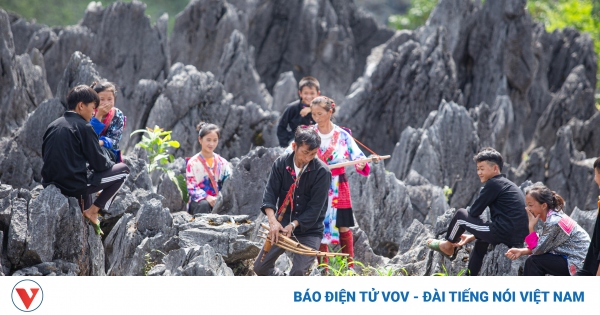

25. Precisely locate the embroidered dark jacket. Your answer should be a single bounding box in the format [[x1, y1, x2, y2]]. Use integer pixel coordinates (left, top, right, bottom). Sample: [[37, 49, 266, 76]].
[[261, 151, 331, 237], [276, 100, 315, 147]]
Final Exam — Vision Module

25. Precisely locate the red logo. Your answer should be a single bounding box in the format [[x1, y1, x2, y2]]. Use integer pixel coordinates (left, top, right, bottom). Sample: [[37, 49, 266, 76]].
[[11, 279, 44, 312]]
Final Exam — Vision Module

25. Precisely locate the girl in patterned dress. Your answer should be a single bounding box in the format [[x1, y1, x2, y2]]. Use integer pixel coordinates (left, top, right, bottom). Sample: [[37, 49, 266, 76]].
[[505, 182, 590, 275], [90, 81, 126, 162], [310, 96, 370, 268], [186, 123, 232, 215]]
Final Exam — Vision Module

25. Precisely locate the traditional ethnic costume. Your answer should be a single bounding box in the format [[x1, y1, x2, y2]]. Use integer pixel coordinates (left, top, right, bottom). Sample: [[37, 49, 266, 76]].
[[186, 153, 232, 214], [314, 124, 370, 266], [90, 107, 126, 162], [523, 209, 590, 276], [253, 151, 331, 276]]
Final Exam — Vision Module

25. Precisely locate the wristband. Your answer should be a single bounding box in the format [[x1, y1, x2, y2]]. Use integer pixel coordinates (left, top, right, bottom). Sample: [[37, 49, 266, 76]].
[[290, 221, 296, 230]]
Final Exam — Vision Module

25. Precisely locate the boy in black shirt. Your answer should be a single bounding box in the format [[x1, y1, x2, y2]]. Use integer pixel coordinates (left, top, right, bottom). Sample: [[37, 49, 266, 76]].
[[42, 85, 130, 235], [276, 76, 320, 147], [426, 147, 528, 275]]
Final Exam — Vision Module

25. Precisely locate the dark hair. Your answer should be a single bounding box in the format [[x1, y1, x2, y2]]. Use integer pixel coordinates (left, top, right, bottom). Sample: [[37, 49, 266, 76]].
[[473, 147, 503, 171], [310, 96, 336, 115], [298, 76, 320, 92], [594, 157, 600, 171], [196, 122, 221, 138], [294, 125, 321, 150], [67, 85, 99, 110], [525, 182, 565, 212], [91, 81, 117, 101]]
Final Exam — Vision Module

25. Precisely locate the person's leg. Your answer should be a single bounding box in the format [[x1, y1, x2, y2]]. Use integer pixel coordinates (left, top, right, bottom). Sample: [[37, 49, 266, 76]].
[[189, 199, 212, 215], [467, 239, 489, 276], [253, 244, 286, 276], [289, 235, 321, 276], [339, 228, 354, 268], [83, 163, 130, 224], [523, 254, 570, 276], [428, 208, 491, 257]]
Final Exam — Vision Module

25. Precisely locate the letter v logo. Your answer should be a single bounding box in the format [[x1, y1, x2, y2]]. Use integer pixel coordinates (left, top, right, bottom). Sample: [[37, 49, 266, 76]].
[[15, 288, 39, 309], [11, 279, 44, 312]]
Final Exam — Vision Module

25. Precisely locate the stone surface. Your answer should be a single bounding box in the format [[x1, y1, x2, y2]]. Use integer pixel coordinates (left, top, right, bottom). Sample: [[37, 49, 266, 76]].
[[217, 30, 272, 109], [213, 146, 284, 219], [271, 71, 298, 113], [153, 245, 234, 276], [145, 63, 279, 160], [387, 101, 479, 209]]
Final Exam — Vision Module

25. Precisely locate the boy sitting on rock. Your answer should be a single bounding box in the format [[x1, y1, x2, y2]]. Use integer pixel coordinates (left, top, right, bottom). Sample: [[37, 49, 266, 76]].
[[426, 147, 528, 275]]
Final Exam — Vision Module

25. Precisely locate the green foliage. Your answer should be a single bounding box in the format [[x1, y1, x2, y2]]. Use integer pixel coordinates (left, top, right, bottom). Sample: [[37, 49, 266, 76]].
[[0, 0, 189, 33], [442, 185, 452, 202], [317, 246, 407, 276], [142, 249, 166, 276], [388, 0, 437, 30], [131, 126, 188, 203], [432, 264, 469, 276], [528, 0, 600, 97]]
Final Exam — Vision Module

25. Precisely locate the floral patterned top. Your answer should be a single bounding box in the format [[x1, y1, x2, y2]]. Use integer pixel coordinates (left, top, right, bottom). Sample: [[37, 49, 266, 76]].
[[90, 107, 126, 150], [186, 152, 232, 202]]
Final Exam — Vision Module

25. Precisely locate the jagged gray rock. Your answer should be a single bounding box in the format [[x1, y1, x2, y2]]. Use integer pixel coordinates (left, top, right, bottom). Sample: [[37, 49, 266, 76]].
[[12, 260, 79, 276], [213, 146, 284, 219], [170, 0, 247, 76], [145, 63, 278, 160], [0, 230, 4, 275], [56, 51, 102, 107], [531, 65, 596, 151], [248, 0, 393, 101], [568, 112, 600, 159], [0, 9, 52, 137], [347, 163, 415, 257], [217, 30, 272, 109], [8, 14, 45, 55], [338, 28, 460, 155], [387, 100, 479, 208], [570, 207, 599, 238], [176, 213, 260, 263], [271, 72, 298, 113], [545, 126, 598, 214], [150, 244, 234, 276], [156, 158, 187, 213]]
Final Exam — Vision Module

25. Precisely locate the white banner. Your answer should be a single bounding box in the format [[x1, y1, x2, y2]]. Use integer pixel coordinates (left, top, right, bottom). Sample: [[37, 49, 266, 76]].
[[1, 276, 598, 314]]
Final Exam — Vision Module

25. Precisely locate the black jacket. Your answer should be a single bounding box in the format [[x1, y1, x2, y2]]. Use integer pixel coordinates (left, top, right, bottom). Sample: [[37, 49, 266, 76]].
[[261, 152, 331, 237], [579, 205, 600, 275], [276, 100, 315, 147], [469, 174, 529, 246], [41, 112, 114, 197]]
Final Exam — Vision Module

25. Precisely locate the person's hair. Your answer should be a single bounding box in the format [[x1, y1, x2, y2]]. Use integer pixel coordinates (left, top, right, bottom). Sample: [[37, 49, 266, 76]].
[[310, 96, 336, 115], [594, 157, 600, 172], [196, 122, 221, 138], [294, 125, 321, 150], [525, 182, 565, 212], [67, 85, 99, 110], [473, 147, 503, 171], [298, 76, 320, 92], [91, 81, 117, 101]]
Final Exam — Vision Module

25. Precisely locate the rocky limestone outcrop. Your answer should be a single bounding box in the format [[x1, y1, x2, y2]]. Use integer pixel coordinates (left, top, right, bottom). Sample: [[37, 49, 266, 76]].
[[1, 185, 104, 276], [387, 101, 479, 209], [0, 9, 52, 138], [145, 62, 278, 160], [148, 244, 234, 276], [338, 27, 461, 156], [271, 71, 298, 112], [213, 146, 284, 219], [217, 30, 272, 109]]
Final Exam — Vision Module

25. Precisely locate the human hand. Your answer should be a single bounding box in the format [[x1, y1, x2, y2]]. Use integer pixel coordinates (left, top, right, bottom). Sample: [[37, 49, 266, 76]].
[[455, 234, 475, 246], [527, 210, 540, 232], [356, 162, 366, 171], [99, 140, 104, 146], [206, 195, 217, 207], [281, 224, 294, 237], [95, 102, 112, 119], [300, 107, 311, 117], [268, 219, 284, 245], [505, 248, 523, 260]]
